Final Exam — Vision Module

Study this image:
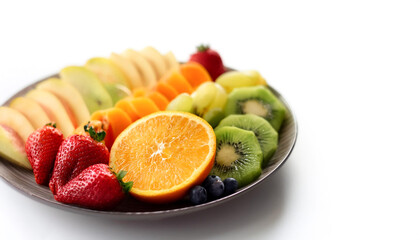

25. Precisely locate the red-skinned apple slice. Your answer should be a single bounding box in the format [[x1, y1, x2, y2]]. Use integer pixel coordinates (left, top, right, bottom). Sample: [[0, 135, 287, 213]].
[[0, 124, 31, 169], [0, 107, 35, 142]]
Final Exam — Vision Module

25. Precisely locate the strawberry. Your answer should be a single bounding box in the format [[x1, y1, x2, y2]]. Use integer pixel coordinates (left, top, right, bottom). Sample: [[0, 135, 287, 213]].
[[189, 44, 226, 80], [49, 125, 109, 195], [25, 123, 64, 185], [55, 164, 133, 210]]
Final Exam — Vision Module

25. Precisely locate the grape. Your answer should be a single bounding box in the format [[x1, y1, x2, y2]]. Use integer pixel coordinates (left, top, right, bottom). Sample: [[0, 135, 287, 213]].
[[203, 108, 225, 128], [207, 83, 228, 110], [166, 93, 194, 113], [191, 82, 218, 116], [242, 70, 267, 86], [215, 70, 264, 93]]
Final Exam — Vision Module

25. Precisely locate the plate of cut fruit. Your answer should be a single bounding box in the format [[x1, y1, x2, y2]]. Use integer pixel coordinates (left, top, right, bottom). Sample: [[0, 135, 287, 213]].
[[0, 45, 297, 219]]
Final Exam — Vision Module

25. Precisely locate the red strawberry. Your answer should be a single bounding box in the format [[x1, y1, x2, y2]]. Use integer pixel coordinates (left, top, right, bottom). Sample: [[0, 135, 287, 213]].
[[49, 125, 109, 195], [25, 123, 64, 185], [189, 44, 226, 80], [55, 164, 133, 210]]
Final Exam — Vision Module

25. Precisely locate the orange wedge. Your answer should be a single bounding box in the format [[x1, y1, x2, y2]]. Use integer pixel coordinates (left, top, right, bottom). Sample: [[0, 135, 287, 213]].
[[147, 92, 169, 110], [89, 111, 113, 148], [179, 62, 212, 89], [115, 98, 139, 122], [73, 120, 108, 146], [130, 97, 160, 118], [106, 108, 132, 139], [163, 70, 193, 94], [91, 108, 132, 149], [155, 82, 179, 101], [109, 111, 216, 203], [132, 88, 146, 98]]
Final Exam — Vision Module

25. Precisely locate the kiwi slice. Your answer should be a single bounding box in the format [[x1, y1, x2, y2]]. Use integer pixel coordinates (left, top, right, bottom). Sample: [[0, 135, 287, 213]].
[[224, 86, 286, 131], [216, 114, 278, 167], [210, 126, 263, 188]]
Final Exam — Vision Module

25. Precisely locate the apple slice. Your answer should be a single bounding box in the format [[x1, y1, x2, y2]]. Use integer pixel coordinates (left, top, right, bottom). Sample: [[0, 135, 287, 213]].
[[122, 49, 157, 88], [103, 83, 132, 105], [9, 97, 52, 129], [0, 124, 31, 169], [60, 66, 113, 114], [36, 78, 90, 127], [85, 57, 131, 87], [110, 53, 144, 89], [0, 107, 35, 143], [26, 89, 75, 137], [137, 46, 168, 80], [163, 51, 179, 71]]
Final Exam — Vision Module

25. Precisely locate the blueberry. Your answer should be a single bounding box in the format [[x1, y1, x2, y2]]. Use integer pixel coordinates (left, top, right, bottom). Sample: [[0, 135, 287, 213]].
[[223, 178, 238, 196], [189, 186, 207, 205], [207, 179, 225, 199], [202, 175, 222, 189]]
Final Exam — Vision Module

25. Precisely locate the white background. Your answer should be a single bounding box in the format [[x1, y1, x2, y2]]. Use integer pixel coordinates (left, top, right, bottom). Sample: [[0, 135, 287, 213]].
[[1, 0, 420, 239]]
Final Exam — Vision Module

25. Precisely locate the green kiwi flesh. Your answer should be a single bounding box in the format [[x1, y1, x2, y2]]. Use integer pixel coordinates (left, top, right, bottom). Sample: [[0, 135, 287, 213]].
[[216, 114, 278, 167], [210, 126, 263, 188], [224, 86, 286, 131]]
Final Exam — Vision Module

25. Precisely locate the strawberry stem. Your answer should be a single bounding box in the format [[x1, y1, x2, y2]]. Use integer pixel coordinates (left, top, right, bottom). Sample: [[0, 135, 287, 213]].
[[46, 122, 57, 128], [84, 123, 106, 142], [197, 44, 209, 52], [115, 170, 133, 193]]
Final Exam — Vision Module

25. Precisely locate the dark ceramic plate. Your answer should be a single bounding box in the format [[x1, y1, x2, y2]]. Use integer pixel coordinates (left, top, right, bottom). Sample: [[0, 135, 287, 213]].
[[0, 74, 297, 219]]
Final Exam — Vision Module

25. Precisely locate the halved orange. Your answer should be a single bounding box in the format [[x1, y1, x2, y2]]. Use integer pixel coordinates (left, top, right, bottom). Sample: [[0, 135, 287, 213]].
[[109, 111, 216, 204]]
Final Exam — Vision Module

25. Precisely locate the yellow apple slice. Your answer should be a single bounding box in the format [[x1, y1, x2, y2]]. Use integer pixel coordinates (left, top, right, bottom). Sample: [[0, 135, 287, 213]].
[[9, 97, 52, 129], [36, 78, 90, 127], [26, 89, 75, 137], [0, 124, 31, 169], [122, 49, 157, 88], [0, 107, 35, 142], [110, 53, 144, 89], [85, 57, 131, 88], [137, 46, 168, 80], [163, 51, 180, 71], [103, 83, 132, 105], [60, 66, 113, 114]]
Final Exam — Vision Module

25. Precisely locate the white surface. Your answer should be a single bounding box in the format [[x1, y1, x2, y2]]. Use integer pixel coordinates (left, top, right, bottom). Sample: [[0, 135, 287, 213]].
[[1, 0, 420, 239]]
